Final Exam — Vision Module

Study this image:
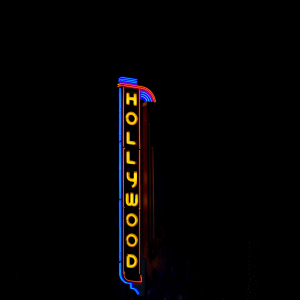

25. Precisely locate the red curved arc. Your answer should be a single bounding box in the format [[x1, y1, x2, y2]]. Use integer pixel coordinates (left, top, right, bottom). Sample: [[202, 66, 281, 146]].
[[117, 83, 156, 103]]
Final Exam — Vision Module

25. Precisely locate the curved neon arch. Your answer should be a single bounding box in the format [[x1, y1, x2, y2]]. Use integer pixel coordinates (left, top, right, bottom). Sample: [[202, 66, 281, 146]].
[[117, 82, 156, 103]]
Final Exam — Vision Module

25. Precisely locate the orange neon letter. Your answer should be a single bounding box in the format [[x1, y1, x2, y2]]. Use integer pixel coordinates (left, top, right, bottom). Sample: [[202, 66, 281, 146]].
[[126, 171, 137, 188], [126, 93, 137, 106], [126, 131, 136, 145], [126, 213, 138, 227], [126, 233, 138, 248], [126, 254, 138, 268], [125, 112, 138, 126], [125, 193, 138, 207], [126, 150, 136, 165]]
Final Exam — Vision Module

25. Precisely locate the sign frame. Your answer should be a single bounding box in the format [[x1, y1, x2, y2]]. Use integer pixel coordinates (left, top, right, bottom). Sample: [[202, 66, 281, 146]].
[[118, 77, 156, 296]]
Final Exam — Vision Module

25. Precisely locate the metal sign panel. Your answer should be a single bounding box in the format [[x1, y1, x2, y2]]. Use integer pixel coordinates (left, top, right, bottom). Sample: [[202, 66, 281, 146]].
[[118, 77, 156, 295]]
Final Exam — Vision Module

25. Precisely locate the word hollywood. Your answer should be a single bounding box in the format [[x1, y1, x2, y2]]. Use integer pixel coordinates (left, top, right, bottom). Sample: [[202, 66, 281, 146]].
[[124, 91, 140, 273], [118, 77, 156, 296]]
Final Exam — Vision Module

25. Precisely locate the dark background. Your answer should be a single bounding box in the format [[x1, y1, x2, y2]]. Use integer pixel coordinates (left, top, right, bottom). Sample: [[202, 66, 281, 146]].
[[6, 36, 288, 299]]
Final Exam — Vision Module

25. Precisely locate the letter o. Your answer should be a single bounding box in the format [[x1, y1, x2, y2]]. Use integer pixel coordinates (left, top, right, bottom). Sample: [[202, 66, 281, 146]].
[[126, 233, 138, 247], [125, 112, 138, 125], [126, 213, 138, 227]]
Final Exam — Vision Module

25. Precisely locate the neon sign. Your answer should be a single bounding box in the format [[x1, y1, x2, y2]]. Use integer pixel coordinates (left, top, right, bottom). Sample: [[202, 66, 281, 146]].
[[118, 77, 156, 295]]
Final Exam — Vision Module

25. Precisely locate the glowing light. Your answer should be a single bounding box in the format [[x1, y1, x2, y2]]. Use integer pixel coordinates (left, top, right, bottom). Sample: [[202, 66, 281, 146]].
[[119, 202, 141, 294], [119, 88, 122, 142], [126, 254, 138, 268], [126, 92, 137, 106], [126, 193, 138, 207], [126, 131, 136, 145], [126, 233, 138, 247], [140, 90, 152, 102], [119, 88, 141, 295], [126, 213, 138, 227], [125, 112, 138, 125], [117, 82, 156, 103], [126, 171, 137, 188], [126, 151, 136, 165], [118, 77, 138, 85], [119, 77, 155, 294]]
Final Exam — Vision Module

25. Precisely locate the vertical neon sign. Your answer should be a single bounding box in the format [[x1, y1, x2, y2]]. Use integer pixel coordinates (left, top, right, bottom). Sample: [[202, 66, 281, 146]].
[[118, 77, 156, 295]]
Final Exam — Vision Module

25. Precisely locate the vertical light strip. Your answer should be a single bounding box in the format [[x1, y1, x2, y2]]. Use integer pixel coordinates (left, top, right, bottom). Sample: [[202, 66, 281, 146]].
[[122, 87, 125, 277], [139, 89, 141, 150], [119, 88, 122, 201], [122, 87, 125, 278], [139, 149, 141, 276], [119, 200, 122, 262], [123, 148, 125, 277], [122, 87, 124, 148], [138, 88, 141, 276], [148, 124, 151, 243], [152, 147, 155, 242], [119, 87, 122, 265], [119, 88, 122, 143], [119, 142, 122, 199]]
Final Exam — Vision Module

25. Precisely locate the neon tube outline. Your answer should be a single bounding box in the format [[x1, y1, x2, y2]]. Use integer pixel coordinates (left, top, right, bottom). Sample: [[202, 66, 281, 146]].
[[118, 77, 138, 85], [122, 87, 142, 283], [117, 82, 156, 103], [119, 86, 141, 296], [118, 79, 156, 295]]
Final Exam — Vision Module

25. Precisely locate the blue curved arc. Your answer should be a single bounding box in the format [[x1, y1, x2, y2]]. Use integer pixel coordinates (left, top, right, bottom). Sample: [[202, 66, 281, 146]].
[[140, 90, 152, 102]]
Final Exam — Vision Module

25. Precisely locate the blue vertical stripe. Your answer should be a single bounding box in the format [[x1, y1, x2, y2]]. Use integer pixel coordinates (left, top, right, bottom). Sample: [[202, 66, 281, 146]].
[[119, 87, 122, 200], [119, 88, 122, 142], [119, 199, 122, 262], [119, 142, 122, 200]]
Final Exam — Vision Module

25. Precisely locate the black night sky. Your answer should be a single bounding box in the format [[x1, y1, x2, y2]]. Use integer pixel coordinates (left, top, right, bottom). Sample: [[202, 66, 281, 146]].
[[7, 37, 287, 300]]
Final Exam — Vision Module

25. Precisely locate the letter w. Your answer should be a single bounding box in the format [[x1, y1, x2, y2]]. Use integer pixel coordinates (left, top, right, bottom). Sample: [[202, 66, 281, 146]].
[[126, 193, 138, 207]]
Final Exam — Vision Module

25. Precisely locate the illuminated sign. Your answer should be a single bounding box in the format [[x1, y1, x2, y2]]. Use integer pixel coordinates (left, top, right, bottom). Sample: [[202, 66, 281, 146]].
[[118, 77, 156, 295]]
